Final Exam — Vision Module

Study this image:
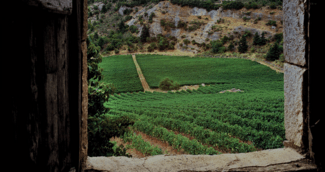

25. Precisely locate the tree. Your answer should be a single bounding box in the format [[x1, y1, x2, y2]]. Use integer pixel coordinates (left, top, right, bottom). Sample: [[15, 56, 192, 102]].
[[238, 35, 248, 53], [94, 32, 99, 41], [211, 40, 223, 53], [253, 32, 260, 45], [228, 42, 235, 51], [140, 24, 150, 43], [101, 5, 107, 13], [266, 42, 281, 61], [118, 21, 126, 33], [259, 32, 267, 46]]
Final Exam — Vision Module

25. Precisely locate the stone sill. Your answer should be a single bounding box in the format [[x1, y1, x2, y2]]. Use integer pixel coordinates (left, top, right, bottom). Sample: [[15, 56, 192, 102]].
[[85, 147, 317, 172]]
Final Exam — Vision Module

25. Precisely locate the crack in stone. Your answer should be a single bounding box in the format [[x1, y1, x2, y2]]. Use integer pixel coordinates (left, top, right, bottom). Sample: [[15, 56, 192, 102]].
[[221, 155, 240, 172], [142, 158, 151, 172]]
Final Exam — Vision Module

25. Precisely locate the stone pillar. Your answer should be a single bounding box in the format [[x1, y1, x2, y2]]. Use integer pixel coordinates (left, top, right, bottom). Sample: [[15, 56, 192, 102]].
[[283, 0, 308, 153]]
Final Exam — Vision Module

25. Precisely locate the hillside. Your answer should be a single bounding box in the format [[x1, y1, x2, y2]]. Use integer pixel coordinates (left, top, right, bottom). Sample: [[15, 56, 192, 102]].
[[87, 0, 284, 65]]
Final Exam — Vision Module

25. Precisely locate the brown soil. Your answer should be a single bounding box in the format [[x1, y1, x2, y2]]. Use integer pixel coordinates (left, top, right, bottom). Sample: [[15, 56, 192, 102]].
[[109, 136, 146, 158]]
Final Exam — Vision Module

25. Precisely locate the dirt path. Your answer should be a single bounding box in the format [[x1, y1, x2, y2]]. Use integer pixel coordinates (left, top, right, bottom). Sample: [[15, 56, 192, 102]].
[[132, 54, 151, 91]]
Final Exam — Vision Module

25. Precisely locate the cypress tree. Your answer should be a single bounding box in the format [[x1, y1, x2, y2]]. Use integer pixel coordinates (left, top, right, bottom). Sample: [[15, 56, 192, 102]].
[[140, 24, 150, 43], [266, 42, 280, 61], [238, 35, 248, 53], [253, 32, 260, 45], [259, 32, 267, 46]]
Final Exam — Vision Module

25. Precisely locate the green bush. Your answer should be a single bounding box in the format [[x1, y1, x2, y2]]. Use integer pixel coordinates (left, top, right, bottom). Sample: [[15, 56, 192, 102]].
[[274, 32, 283, 44], [270, 2, 277, 9], [221, 36, 229, 45], [266, 42, 281, 61], [211, 40, 223, 53], [115, 49, 119, 54], [159, 77, 180, 91], [183, 39, 190, 45], [238, 35, 248, 53], [228, 42, 235, 51], [222, 1, 244, 10], [279, 54, 284, 62], [129, 25, 138, 33], [266, 20, 277, 26]]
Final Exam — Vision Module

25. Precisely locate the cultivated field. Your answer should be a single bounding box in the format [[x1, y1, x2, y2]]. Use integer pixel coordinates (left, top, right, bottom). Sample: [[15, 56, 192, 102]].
[[99, 55, 284, 157], [99, 55, 143, 93]]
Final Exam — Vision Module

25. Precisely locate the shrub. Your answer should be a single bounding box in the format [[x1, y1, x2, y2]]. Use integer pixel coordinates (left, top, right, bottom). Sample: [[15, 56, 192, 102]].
[[211, 40, 223, 53], [270, 12, 275, 15], [222, 1, 244, 10], [266, 20, 277, 26], [274, 32, 283, 44], [243, 16, 250, 22], [129, 25, 138, 33], [270, 2, 277, 9], [221, 36, 229, 45], [114, 49, 119, 54], [197, 16, 202, 19], [205, 38, 210, 42], [253, 32, 260, 45], [250, 47, 255, 53], [244, 30, 252, 37], [228, 42, 235, 51], [183, 39, 190, 45], [159, 78, 180, 90], [279, 54, 284, 62], [238, 35, 248, 53], [266, 42, 281, 61]]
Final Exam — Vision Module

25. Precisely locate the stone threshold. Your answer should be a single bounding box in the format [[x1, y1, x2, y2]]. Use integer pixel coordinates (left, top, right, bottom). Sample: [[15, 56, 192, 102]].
[[85, 147, 317, 172]]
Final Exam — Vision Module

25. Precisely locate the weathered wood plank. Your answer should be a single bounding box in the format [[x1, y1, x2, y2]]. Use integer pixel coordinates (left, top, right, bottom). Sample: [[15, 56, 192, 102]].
[[56, 15, 71, 171], [44, 16, 59, 171]]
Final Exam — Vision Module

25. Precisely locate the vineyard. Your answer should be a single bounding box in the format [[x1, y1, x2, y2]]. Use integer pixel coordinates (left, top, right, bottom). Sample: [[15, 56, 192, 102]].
[[98, 55, 143, 93], [135, 54, 283, 88], [97, 55, 285, 157]]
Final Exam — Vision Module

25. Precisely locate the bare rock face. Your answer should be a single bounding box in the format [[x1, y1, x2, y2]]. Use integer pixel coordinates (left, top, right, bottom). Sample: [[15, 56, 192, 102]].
[[283, 0, 306, 66], [284, 63, 307, 148], [119, 6, 132, 16], [190, 7, 207, 16], [149, 20, 163, 37]]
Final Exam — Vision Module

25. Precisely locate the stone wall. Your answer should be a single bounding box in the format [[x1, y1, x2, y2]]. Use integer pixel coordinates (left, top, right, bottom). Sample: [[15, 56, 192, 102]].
[[283, 0, 308, 152]]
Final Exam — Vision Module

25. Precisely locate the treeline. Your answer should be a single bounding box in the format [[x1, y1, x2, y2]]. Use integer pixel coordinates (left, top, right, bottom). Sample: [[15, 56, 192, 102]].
[[170, 0, 221, 11]]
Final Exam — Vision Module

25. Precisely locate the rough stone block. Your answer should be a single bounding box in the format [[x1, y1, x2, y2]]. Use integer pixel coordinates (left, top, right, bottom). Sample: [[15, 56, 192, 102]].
[[27, 0, 72, 14], [283, 0, 307, 66], [284, 63, 307, 147]]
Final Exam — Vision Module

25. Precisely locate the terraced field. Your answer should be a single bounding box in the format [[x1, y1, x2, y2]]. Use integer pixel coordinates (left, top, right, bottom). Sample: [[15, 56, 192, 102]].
[[100, 55, 284, 157]]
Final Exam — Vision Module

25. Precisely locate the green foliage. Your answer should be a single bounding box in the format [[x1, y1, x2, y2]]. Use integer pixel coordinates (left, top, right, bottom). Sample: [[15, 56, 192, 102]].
[[129, 25, 138, 33], [222, 1, 244, 10], [124, 15, 132, 22], [88, 115, 134, 157], [253, 32, 260, 45], [238, 35, 248, 53], [183, 39, 190, 46], [244, 30, 252, 37], [228, 42, 235, 51], [243, 16, 250, 22], [270, 2, 277, 9], [98, 55, 143, 93], [274, 32, 283, 44], [211, 40, 223, 53], [279, 54, 284, 62], [159, 77, 180, 91], [266, 42, 281, 61], [266, 20, 277, 26], [149, 12, 155, 23], [221, 36, 229, 45], [140, 24, 150, 43]]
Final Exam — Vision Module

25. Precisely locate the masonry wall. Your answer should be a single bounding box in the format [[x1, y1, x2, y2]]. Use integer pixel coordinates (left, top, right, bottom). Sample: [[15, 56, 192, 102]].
[[283, 0, 324, 170], [4, 0, 88, 171]]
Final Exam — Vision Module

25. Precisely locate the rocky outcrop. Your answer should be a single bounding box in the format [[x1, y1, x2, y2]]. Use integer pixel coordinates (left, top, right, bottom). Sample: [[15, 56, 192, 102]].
[[123, 1, 283, 51], [118, 6, 132, 16]]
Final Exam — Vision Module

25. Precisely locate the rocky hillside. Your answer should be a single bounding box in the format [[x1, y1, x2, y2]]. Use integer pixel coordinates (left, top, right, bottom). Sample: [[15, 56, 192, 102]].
[[87, 0, 284, 59]]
